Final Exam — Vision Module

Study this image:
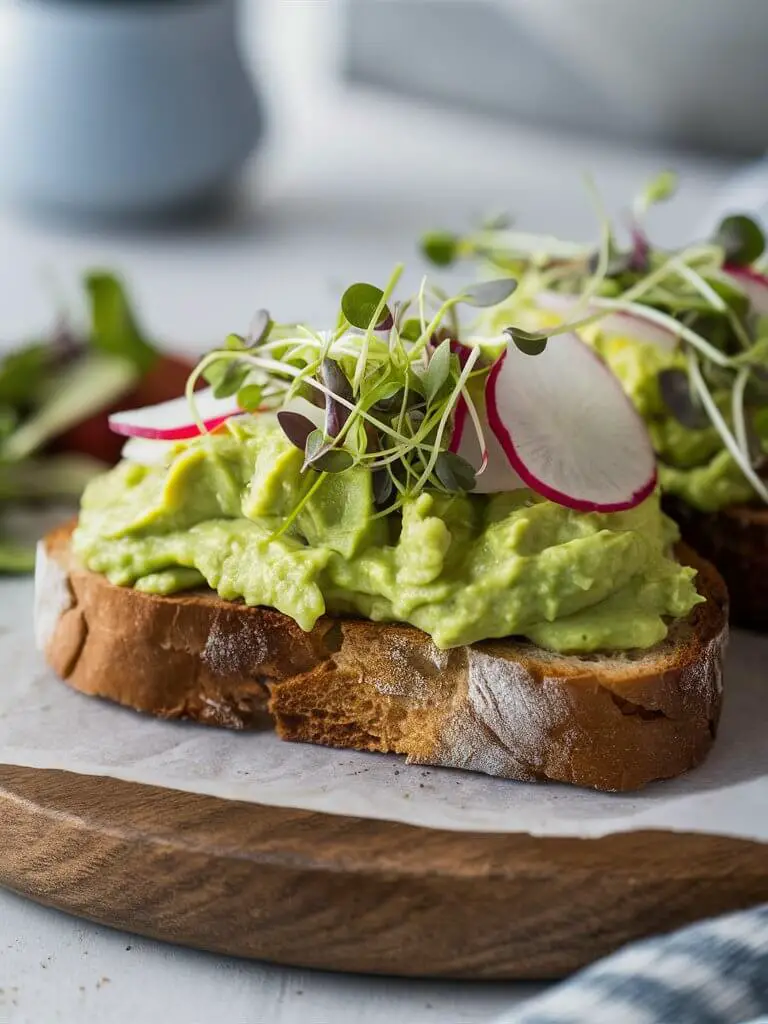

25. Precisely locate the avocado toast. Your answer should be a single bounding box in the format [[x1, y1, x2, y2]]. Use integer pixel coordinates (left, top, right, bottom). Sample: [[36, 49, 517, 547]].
[[36, 268, 728, 792]]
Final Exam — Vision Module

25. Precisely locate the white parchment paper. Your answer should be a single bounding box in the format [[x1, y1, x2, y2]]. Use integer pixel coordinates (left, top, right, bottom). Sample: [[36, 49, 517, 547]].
[[1, 577, 766, 841]]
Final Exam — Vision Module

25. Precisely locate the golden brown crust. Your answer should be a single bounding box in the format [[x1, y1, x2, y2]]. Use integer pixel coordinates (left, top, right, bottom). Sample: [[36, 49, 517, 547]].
[[38, 521, 729, 792], [665, 498, 768, 633]]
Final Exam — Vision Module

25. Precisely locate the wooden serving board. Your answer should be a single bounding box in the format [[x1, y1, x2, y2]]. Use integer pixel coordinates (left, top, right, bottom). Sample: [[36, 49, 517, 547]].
[[1, 765, 767, 979]]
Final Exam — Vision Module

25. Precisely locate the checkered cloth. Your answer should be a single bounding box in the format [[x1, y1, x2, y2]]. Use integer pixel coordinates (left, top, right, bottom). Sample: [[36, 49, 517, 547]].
[[495, 904, 768, 1024]]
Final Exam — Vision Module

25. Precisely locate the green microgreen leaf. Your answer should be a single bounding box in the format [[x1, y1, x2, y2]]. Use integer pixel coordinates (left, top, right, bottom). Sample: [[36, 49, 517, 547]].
[[409, 412, 439, 448], [400, 318, 423, 343], [303, 428, 354, 473], [247, 309, 273, 348], [714, 214, 765, 267], [212, 362, 248, 399], [406, 368, 427, 398], [434, 451, 476, 492], [304, 428, 326, 466], [504, 326, 548, 356], [635, 170, 677, 217], [225, 333, 246, 351], [314, 449, 354, 473], [203, 360, 228, 390], [369, 380, 404, 413], [460, 278, 517, 308], [421, 230, 459, 267], [341, 283, 390, 331], [236, 383, 264, 412], [424, 339, 452, 403]]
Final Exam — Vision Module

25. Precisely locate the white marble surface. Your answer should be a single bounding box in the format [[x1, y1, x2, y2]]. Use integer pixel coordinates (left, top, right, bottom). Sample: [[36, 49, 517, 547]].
[[0, 3, 743, 1022]]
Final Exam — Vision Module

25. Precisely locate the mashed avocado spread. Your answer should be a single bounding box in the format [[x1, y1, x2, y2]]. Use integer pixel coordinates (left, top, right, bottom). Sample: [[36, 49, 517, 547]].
[[74, 415, 701, 653], [587, 329, 767, 512]]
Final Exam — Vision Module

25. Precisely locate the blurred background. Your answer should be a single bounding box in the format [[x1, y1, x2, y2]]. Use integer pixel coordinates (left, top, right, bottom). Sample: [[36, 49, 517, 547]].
[[0, 0, 767, 526], [3, 0, 767, 348]]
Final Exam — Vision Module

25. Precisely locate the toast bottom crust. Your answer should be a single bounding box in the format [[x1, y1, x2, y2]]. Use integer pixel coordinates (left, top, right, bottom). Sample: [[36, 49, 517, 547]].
[[38, 523, 729, 793]]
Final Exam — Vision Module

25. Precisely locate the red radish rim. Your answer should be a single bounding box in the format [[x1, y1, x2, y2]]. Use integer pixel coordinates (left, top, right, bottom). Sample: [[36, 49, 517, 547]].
[[108, 387, 242, 441], [486, 348, 657, 513], [449, 397, 468, 454], [109, 412, 236, 441], [448, 341, 491, 474], [723, 263, 768, 285], [722, 264, 768, 315], [448, 338, 472, 454]]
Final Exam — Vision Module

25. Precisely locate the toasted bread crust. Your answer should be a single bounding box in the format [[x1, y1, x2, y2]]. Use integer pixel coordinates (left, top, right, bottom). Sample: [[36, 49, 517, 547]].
[[38, 522, 729, 792], [666, 497, 768, 633]]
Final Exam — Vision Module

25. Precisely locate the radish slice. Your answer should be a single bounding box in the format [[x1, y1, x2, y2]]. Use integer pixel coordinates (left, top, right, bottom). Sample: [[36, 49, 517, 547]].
[[535, 291, 679, 352], [121, 437, 180, 466], [449, 340, 525, 493], [593, 309, 679, 352], [450, 396, 525, 494], [487, 333, 657, 512], [723, 264, 768, 316], [109, 388, 240, 440]]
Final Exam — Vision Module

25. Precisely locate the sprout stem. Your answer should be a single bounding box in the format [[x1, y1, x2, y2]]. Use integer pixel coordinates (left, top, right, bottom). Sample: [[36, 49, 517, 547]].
[[688, 351, 768, 502]]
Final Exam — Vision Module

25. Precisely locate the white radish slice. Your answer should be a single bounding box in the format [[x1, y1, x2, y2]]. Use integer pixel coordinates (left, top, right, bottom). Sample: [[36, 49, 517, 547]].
[[449, 340, 525, 493], [121, 437, 180, 466], [109, 388, 240, 440], [450, 396, 525, 494], [723, 265, 768, 316], [487, 333, 657, 512], [535, 291, 679, 352]]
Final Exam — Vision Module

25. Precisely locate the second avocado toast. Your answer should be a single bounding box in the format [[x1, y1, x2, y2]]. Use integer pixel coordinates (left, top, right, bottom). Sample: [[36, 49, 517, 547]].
[[424, 174, 768, 629]]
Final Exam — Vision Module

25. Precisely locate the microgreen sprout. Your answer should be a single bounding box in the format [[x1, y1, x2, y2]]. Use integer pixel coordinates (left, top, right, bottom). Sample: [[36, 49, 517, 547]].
[[714, 214, 766, 267], [187, 269, 515, 524], [422, 174, 768, 504], [632, 169, 678, 224]]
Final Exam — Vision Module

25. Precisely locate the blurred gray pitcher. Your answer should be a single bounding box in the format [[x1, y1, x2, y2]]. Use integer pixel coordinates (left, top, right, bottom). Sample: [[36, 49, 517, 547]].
[[0, 0, 263, 219]]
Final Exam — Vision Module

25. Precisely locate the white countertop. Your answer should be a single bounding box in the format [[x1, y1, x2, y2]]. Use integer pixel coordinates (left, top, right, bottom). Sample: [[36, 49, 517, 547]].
[[0, 4, 742, 1022], [0, 888, 543, 1024]]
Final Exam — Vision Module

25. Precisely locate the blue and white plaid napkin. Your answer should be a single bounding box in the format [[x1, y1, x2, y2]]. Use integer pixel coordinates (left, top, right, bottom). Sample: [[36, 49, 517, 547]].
[[495, 904, 768, 1024]]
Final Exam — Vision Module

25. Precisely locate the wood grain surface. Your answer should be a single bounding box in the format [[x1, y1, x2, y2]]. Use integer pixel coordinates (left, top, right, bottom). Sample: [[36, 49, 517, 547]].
[[0, 765, 766, 980]]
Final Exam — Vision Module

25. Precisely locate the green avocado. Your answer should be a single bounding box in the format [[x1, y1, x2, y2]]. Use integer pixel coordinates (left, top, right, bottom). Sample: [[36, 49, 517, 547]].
[[74, 416, 702, 653], [588, 330, 768, 512]]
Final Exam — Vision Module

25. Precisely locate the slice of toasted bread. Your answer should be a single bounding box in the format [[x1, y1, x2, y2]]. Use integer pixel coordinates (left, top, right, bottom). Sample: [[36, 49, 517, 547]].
[[664, 498, 767, 632], [36, 521, 729, 792]]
